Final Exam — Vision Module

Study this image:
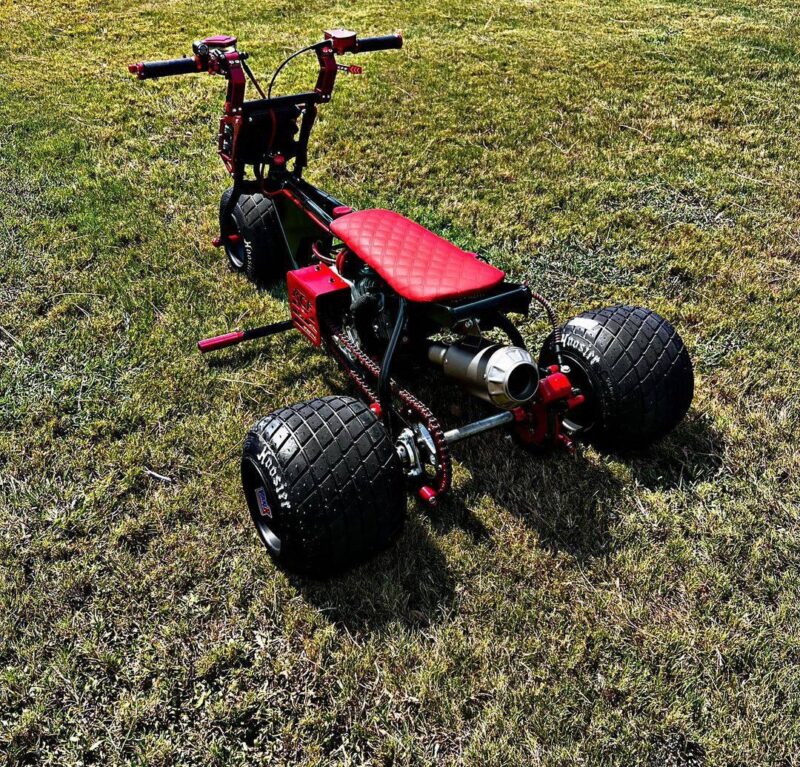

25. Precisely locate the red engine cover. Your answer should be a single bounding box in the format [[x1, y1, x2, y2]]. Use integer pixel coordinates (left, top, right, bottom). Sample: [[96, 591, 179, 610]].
[[287, 264, 350, 346]]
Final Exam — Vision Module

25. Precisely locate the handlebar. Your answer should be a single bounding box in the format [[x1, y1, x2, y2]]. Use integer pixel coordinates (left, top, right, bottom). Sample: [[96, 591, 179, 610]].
[[129, 56, 201, 80], [354, 34, 403, 53], [130, 31, 403, 174], [129, 31, 402, 81]]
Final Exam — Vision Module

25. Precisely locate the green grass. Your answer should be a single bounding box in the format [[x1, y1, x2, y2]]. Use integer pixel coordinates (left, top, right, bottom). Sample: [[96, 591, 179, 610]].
[[2, 0, 800, 764]]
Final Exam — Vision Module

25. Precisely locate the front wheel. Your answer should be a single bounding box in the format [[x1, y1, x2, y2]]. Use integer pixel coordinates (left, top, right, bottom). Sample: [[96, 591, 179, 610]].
[[540, 305, 693, 449], [219, 188, 285, 287], [241, 396, 406, 576]]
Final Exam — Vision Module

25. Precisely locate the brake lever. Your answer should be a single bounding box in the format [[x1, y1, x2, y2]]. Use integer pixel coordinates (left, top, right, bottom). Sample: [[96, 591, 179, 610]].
[[337, 64, 363, 75]]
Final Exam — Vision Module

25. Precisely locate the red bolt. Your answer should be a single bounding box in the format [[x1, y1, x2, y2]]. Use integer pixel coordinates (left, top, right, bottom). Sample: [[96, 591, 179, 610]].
[[418, 486, 438, 507], [566, 393, 585, 410]]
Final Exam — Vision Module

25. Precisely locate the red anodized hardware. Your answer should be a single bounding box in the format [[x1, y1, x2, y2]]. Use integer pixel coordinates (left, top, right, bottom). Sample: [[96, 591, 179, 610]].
[[201, 35, 237, 48], [557, 432, 576, 453], [324, 28, 358, 54], [512, 367, 583, 448], [537, 370, 573, 405], [212, 234, 239, 247], [417, 486, 438, 507], [566, 392, 586, 410]]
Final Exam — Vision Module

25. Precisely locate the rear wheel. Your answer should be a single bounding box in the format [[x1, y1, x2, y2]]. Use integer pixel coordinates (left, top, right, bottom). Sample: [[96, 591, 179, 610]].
[[241, 396, 406, 576], [219, 188, 285, 286], [540, 305, 693, 449]]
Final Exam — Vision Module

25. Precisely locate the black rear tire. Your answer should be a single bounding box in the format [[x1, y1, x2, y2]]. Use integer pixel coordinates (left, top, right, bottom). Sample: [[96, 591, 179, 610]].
[[241, 396, 406, 576], [219, 188, 284, 287], [540, 305, 693, 449]]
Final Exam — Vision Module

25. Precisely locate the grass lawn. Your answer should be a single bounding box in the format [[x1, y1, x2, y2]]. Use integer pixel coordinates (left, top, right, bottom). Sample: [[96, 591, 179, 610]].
[[2, 0, 800, 764]]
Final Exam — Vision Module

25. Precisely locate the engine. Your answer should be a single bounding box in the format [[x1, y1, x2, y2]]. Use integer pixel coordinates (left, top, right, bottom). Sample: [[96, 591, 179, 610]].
[[346, 266, 397, 352]]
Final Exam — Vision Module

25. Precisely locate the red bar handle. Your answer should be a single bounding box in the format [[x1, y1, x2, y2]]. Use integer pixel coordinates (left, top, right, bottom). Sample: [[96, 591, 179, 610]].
[[197, 330, 245, 353]]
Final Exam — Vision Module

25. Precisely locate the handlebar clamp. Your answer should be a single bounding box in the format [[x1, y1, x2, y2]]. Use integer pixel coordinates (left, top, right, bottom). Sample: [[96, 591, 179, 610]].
[[323, 29, 358, 55]]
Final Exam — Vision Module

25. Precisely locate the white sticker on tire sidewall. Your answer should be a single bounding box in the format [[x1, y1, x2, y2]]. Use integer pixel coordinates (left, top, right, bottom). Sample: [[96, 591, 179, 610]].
[[256, 444, 292, 512], [563, 334, 601, 367], [567, 317, 599, 332]]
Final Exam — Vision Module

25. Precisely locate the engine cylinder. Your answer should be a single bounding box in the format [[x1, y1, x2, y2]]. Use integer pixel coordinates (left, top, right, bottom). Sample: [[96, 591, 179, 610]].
[[427, 341, 539, 409]]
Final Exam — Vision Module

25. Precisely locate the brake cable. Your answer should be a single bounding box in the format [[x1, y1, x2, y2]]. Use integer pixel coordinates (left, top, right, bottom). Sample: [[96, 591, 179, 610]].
[[240, 57, 267, 98], [267, 43, 320, 98]]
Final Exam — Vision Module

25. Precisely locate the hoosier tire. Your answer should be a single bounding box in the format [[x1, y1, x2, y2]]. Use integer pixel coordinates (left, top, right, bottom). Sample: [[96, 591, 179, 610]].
[[219, 188, 284, 286], [241, 396, 406, 576], [540, 305, 693, 449]]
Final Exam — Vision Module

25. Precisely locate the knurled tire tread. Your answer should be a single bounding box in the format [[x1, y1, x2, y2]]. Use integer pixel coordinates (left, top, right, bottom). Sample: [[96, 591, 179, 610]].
[[541, 305, 693, 449], [219, 188, 283, 286], [242, 396, 405, 575]]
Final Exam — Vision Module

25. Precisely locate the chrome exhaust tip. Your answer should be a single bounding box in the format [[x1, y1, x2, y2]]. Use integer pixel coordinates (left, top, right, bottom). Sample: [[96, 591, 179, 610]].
[[428, 341, 539, 409]]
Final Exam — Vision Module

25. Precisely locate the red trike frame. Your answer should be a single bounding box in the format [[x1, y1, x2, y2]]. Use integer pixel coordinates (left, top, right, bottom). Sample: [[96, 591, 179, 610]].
[[129, 31, 587, 506]]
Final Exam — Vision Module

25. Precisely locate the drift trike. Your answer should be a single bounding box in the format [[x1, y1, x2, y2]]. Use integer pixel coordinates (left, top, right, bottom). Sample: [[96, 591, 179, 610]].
[[129, 31, 694, 575]]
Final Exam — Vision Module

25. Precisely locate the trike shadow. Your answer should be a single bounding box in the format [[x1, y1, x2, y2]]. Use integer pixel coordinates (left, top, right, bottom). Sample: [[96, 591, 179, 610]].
[[617, 410, 724, 492], [296, 375, 722, 635], [203, 328, 331, 380], [418, 384, 723, 563], [292, 514, 455, 636]]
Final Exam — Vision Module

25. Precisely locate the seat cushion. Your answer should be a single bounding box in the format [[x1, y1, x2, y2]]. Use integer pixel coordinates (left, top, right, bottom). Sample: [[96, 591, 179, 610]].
[[330, 209, 505, 303]]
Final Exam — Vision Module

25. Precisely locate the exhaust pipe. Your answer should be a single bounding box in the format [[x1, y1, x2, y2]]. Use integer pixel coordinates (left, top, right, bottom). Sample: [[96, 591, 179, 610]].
[[428, 340, 539, 409]]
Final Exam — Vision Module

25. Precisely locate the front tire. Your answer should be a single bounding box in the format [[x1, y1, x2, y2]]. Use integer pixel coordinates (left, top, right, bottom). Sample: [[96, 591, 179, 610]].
[[219, 188, 284, 286], [241, 396, 406, 576], [540, 305, 693, 449]]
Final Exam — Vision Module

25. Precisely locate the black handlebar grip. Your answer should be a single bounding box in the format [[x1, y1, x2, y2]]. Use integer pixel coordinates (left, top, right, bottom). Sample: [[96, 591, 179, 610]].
[[354, 34, 403, 53], [128, 56, 201, 79]]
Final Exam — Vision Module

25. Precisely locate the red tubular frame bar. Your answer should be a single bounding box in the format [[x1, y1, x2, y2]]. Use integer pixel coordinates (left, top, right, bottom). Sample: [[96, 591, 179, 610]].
[[276, 187, 332, 233]]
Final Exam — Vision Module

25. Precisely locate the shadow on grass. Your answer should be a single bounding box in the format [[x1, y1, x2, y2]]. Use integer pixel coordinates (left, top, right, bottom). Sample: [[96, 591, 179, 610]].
[[293, 515, 455, 635], [622, 411, 725, 492], [446, 435, 618, 560], [443, 407, 724, 561], [290, 404, 722, 636], [203, 329, 327, 372]]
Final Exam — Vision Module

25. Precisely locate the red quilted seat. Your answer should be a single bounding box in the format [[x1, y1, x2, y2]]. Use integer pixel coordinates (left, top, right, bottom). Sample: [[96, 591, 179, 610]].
[[330, 209, 505, 303]]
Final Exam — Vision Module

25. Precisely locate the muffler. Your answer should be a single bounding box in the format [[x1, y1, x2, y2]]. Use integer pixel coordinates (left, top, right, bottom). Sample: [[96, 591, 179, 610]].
[[427, 340, 539, 409]]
